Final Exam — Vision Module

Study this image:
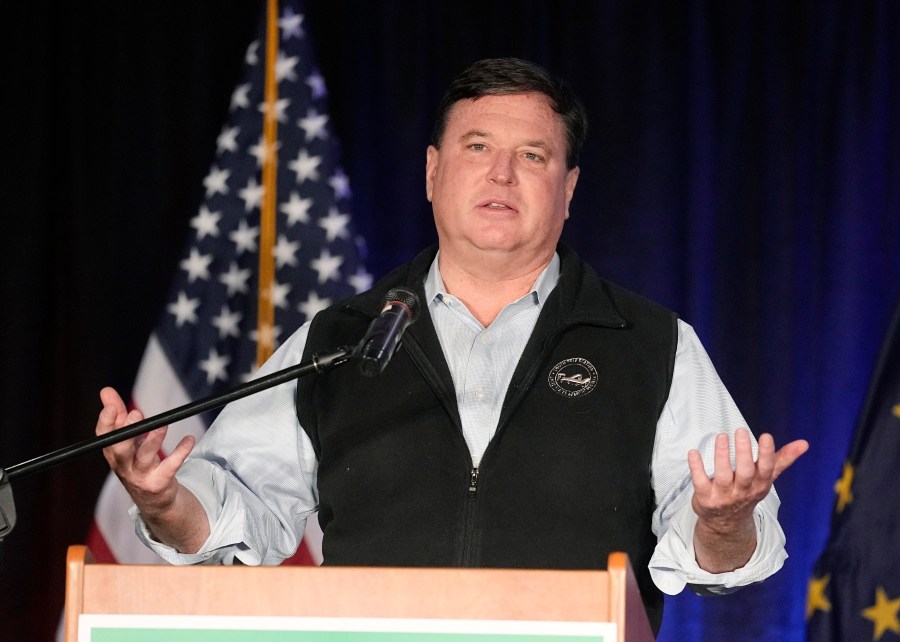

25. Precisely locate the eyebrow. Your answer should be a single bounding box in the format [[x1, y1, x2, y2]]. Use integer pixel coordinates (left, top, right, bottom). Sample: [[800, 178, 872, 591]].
[[459, 130, 553, 153], [460, 129, 490, 141]]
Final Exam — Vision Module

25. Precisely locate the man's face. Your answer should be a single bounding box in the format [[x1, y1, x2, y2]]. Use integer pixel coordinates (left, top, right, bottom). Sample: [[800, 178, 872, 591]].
[[425, 93, 579, 265]]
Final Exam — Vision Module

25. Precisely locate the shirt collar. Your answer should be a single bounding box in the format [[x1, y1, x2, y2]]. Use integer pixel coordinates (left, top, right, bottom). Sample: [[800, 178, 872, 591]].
[[424, 251, 561, 307]]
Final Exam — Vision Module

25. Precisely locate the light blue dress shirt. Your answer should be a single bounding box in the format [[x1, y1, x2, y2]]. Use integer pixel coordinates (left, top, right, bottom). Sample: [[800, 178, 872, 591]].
[[134, 253, 788, 596]]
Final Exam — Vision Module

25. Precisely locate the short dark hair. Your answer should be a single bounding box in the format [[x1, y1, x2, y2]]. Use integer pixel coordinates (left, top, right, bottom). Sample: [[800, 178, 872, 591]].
[[430, 58, 588, 169]]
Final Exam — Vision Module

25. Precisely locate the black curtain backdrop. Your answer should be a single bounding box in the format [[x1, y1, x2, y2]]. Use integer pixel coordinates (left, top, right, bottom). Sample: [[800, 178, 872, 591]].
[[3, 2, 899, 640]]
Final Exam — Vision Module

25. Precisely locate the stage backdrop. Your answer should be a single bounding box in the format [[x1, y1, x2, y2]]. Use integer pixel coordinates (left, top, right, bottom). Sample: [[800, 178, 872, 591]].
[[2, 2, 899, 641]]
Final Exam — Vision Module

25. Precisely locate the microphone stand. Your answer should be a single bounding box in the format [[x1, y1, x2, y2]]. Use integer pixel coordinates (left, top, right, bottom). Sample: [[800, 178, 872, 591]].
[[0, 345, 353, 551]]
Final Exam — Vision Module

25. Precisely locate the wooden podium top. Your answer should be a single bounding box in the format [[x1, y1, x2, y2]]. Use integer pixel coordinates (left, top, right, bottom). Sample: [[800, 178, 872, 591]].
[[65, 545, 655, 641]]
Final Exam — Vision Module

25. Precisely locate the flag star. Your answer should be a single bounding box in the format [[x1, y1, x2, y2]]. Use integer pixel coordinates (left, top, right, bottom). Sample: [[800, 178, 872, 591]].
[[229, 220, 259, 254], [180, 248, 213, 283], [319, 207, 351, 241], [280, 191, 313, 225], [834, 461, 854, 513], [805, 575, 831, 620], [199, 348, 231, 385], [191, 206, 221, 239], [203, 166, 231, 198], [298, 108, 329, 141], [249, 137, 281, 167], [275, 52, 300, 82], [167, 291, 200, 327], [231, 82, 252, 110], [241, 363, 260, 383], [306, 70, 327, 100], [861, 586, 900, 640], [219, 262, 252, 296], [258, 97, 291, 124], [273, 234, 301, 269], [310, 248, 344, 284], [271, 281, 292, 309], [244, 41, 260, 66], [249, 323, 282, 351], [289, 148, 322, 183], [298, 291, 332, 322], [279, 7, 304, 39], [328, 168, 352, 200], [211, 305, 242, 339], [216, 126, 240, 154], [348, 266, 374, 293], [239, 177, 264, 212]]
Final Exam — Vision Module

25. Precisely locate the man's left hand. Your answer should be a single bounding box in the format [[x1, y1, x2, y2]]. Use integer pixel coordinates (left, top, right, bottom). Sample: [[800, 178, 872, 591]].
[[687, 428, 809, 573]]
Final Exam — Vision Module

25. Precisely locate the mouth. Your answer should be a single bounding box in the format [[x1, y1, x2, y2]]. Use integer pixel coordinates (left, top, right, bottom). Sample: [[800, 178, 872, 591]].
[[477, 199, 517, 212]]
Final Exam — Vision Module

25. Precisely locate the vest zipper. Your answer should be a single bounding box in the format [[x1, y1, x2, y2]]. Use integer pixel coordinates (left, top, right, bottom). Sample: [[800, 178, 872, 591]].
[[467, 467, 479, 500], [461, 466, 479, 565]]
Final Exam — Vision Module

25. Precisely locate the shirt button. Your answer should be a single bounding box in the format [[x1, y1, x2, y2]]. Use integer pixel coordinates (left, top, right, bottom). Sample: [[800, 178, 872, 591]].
[[481, 334, 491, 344], [474, 388, 485, 400]]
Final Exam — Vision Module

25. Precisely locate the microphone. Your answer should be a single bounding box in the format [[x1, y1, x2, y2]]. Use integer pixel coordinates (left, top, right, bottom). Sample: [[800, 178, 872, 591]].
[[356, 288, 420, 377]]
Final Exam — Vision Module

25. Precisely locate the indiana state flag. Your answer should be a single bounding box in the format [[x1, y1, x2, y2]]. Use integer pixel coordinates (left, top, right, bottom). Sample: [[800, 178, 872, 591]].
[[806, 300, 900, 641]]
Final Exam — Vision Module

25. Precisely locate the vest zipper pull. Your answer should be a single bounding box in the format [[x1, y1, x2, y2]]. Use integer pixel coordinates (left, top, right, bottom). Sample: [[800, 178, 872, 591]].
[[468, 467, 479, 501]]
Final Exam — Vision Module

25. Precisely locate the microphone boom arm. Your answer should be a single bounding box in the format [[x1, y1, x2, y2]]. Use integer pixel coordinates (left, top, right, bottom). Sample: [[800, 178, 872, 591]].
[[0, 345, 352, 546], [2, 346, 353, 484]]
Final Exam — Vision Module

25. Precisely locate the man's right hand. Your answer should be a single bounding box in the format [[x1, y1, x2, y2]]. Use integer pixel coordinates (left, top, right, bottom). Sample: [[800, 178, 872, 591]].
[[96, 386, 209, 553]]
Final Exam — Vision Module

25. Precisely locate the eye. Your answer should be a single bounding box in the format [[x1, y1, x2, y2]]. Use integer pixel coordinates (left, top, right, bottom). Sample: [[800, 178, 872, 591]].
[[468, 143, 487, 152], [522, 151, 545, 162]]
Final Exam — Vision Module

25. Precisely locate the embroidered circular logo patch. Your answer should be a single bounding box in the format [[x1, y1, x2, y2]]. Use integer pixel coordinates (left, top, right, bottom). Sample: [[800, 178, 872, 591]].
[[548, 358, 598, 398]]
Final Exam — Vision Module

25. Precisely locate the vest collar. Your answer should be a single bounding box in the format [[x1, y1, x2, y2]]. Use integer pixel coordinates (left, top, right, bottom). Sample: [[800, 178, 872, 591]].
[[551, 243, 628, 329], [346, 243, 629, 331]]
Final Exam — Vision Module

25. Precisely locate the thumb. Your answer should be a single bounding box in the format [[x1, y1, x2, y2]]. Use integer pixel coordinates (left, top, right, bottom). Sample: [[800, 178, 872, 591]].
[[773, 439, 809, 480]]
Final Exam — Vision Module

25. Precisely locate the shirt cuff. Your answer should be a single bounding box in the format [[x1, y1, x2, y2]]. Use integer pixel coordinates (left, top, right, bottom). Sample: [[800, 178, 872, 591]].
[[128, 462, 255, 566], [648, 493, 787, 595]]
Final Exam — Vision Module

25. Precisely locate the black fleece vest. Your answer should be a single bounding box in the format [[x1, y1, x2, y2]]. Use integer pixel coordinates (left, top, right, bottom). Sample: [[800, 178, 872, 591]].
[[297, 244, 677, 632]]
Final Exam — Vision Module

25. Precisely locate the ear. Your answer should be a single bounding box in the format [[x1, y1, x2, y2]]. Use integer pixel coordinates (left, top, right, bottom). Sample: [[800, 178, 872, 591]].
[[564, 166, 580, 219], [425, 145, 439, 202]]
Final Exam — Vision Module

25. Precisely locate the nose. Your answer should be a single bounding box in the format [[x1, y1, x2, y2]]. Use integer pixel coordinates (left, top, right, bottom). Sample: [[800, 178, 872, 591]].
[[488, 150, 516, 185]]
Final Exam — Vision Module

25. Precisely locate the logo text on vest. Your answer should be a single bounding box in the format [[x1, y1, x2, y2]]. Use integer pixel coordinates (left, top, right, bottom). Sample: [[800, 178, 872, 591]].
[[548, 358, 598, 398]]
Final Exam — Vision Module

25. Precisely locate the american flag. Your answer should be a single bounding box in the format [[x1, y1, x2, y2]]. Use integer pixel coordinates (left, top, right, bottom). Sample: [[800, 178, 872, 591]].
[[85, 0, 370, 567]]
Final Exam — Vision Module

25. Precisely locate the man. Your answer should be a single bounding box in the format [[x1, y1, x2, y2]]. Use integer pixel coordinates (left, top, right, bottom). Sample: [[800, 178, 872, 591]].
[[97, 58, 808, 632]]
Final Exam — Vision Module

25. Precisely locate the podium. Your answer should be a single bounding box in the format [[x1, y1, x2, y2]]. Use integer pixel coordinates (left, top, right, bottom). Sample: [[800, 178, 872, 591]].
[[65, 545, 655, 641]]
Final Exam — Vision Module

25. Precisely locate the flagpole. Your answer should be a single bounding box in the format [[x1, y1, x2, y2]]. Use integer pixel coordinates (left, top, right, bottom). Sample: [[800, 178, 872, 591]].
[[257, 0, 280, 365]]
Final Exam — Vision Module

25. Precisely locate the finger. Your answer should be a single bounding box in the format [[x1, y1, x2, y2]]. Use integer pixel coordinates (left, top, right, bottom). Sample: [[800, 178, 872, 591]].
[[755, 433, 777, 481], [99, 386, 126, 411], [101, 407, 147, 462], [99, 387, 129, 424], [133, 426, 168, 468], [688, 449, 711, 494], [97, 403, 142, 470], [96, 404, 121, 437], [772, 438, 810, 480], [713, 432, 733, 488], [157, 435, 196, 477], [733, 428, 755, 489], [124, 408, 145, 425]]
